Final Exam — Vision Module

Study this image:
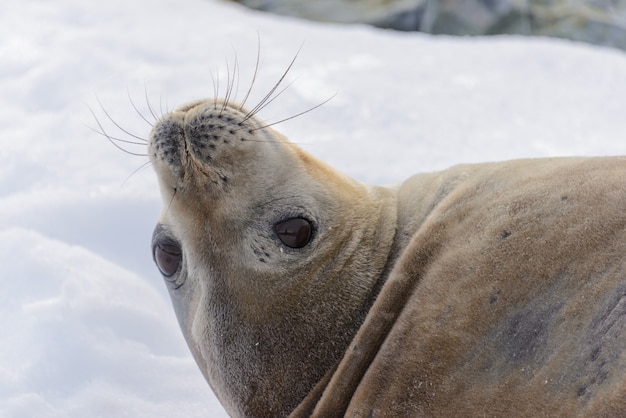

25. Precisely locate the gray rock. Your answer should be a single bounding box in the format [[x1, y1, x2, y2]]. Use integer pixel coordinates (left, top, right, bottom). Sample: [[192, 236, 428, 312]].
[[232, 0, 426, 30], [229, 0, 626, 51]]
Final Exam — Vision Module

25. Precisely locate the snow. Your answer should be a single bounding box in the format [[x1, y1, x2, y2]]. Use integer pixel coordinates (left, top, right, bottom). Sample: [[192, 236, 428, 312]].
[[1, 0, 625, 416]]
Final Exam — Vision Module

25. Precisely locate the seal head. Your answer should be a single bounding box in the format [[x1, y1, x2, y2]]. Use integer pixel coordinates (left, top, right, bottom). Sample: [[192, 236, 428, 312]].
[[148, 99, 397, 417]]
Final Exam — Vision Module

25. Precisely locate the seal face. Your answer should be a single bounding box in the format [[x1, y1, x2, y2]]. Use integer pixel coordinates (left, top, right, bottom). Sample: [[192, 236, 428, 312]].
[[149, 97, 626, 417], [148, 99, 397, 417]]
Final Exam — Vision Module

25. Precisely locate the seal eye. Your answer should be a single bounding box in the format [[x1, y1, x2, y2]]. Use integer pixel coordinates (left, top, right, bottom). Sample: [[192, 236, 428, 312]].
[[274, 218, 313, 249], [154, 242, 182, 277]]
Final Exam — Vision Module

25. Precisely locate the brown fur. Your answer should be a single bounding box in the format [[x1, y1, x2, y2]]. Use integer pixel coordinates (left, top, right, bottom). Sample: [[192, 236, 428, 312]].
[[148, 99, 626, 417], [301, 158, 626, 417]]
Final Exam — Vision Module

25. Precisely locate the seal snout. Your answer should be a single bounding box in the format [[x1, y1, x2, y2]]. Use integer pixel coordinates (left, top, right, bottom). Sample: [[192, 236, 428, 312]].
[[183, 105, 251, 165], [149, 100, 259, 175], [148, 116, 186, 182]]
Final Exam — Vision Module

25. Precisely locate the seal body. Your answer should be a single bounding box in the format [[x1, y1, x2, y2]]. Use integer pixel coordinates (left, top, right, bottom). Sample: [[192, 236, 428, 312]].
[[148, 98, 626, 417]]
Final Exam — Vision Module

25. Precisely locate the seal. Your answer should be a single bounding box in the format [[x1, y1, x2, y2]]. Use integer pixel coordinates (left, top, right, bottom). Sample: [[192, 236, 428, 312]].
[[148, 97, 626, 417]]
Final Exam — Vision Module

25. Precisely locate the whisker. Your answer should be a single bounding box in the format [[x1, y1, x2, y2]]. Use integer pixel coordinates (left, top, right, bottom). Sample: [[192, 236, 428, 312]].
[[164, 95, 171, 116], [250, 92, 337, 132], [243, 43, 303, 122], [241, 138, 311, 145], [87, 125, 147, 147], [210, 70, 218, 109], [227, 51, 240, 108], [121, 160, 153, 187], [144, 83, 160, 122], [220, 50, 240, 113], [96, 97, 148, 143], [87, 105, 148, 157], [159, 90, 167, 120], [221, 57, 234, 114], [214, 68, 220, 110], [127, 87, 154, 127], [164, 187, 178, 219], [240, 34, 261, 111], [248, 76, 299, 117]]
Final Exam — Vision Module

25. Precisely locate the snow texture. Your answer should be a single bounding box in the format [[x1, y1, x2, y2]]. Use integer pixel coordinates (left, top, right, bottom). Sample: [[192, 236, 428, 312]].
[[1, 0, 625, 416]]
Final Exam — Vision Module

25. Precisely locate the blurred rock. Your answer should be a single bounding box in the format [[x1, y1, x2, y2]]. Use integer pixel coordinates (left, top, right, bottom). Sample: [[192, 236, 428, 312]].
[[229, 0, 626, 51]]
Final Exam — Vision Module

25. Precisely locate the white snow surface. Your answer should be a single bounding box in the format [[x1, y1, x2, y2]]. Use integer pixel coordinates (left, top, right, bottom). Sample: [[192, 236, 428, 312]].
[[1, 0, 626, 416]]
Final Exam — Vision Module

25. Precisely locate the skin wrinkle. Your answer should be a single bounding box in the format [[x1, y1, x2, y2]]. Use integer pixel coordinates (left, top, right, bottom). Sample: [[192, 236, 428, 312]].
[[333, 159, 626, 417]]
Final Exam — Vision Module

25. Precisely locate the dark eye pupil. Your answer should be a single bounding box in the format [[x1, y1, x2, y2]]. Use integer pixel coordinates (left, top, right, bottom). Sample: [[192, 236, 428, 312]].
[[274, 218, 313, 249], [154, 242, 182, 277]]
